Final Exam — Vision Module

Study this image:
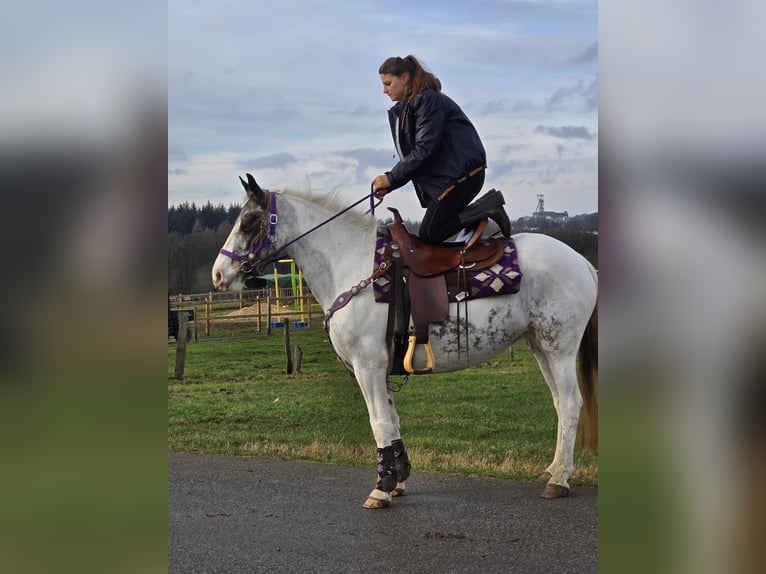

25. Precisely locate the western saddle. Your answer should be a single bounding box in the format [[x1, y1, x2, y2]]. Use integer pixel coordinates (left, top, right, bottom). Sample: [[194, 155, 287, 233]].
[[385, 207, 505, 374]]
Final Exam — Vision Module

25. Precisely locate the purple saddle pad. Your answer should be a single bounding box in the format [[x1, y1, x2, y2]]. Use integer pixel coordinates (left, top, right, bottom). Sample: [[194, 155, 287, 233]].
[[372, 234, 522, 303]]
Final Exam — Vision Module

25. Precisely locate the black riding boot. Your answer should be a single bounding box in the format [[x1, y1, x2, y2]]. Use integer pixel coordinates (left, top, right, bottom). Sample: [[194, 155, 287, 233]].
[[457, 189, 512, 237]]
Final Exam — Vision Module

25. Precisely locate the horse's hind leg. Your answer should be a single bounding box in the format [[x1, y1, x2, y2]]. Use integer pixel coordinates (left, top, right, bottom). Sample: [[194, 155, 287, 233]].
[[528, 337, 582, 498], [527, 339, 559, 483]]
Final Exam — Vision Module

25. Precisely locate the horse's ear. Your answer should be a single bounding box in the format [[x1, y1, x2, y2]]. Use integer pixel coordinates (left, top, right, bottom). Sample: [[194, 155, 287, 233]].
[[239, 175, 247, 191], [245, 173, 268, 207]]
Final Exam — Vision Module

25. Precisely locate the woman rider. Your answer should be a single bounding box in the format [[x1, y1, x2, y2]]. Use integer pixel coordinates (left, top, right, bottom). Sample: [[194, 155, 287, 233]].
[[372, 55, 511, 244]]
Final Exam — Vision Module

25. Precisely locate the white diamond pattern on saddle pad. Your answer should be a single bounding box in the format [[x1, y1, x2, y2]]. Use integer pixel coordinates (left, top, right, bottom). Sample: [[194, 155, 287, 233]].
[[474, 272, 491, 282], [490, 277, 505, 292]]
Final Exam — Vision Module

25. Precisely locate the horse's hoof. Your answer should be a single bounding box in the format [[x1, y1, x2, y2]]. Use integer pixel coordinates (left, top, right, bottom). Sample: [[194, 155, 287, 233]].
[[538, 471, 552, 482], [391, 482, 406, 497], [362, 489, 392, 509], [541, 483, 570, 499]]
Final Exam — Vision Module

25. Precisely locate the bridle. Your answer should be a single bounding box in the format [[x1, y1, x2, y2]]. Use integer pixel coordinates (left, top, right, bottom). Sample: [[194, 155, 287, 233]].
[[218, 187, 383, 277], [218, 191, 280, 275]]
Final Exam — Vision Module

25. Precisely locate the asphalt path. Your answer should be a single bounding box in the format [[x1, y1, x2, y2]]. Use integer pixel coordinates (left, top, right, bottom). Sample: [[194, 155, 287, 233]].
[[169, 452, 597, 573]]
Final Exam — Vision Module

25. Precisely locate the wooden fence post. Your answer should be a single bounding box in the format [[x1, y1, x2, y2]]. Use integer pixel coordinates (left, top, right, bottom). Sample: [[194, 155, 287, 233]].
[[256, 296, 261, 333], [284, 321, 292, 374], [174, 313, 188, 380], [205, 294, 211, 336], [292, 345, 302, 374]]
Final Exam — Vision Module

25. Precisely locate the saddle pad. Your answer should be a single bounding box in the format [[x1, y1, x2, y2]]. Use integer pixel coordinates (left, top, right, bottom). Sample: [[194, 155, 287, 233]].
[[373, 234, 522, 303]]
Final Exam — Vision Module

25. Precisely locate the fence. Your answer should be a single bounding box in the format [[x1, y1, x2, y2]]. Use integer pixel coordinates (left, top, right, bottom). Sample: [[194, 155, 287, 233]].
[[169, 288, 324, 337]]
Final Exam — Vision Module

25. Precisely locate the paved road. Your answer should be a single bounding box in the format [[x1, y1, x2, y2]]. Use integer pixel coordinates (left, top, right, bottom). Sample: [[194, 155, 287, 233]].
[[169, 452, 597, 573]]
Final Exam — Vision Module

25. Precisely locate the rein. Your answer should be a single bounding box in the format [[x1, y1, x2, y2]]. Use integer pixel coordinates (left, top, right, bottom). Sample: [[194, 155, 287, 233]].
[[219, 186, 384, 274], [218, 185, 389, 331]]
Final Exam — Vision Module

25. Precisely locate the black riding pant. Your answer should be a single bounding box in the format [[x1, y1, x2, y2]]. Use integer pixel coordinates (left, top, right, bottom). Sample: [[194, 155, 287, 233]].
[[418, 171, 485, 244]]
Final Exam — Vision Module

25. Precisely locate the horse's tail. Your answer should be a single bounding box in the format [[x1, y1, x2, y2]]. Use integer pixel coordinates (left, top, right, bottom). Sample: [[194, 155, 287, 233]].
[[577, 275, 598, 454]]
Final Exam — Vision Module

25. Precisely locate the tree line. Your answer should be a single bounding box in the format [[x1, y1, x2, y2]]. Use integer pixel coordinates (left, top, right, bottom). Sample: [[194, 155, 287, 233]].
[[168, 203, 597, 295], [514, 212, 598, 269], [168, 201, 241, 235]]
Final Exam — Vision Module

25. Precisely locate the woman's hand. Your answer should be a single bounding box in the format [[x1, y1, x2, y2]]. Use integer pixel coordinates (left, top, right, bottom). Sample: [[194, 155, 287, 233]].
[[372, 174, 391, 200]]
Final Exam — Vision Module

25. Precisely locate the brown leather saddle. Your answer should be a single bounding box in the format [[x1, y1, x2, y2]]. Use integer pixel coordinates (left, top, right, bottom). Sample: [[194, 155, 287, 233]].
[[385, 207, 505, 374]]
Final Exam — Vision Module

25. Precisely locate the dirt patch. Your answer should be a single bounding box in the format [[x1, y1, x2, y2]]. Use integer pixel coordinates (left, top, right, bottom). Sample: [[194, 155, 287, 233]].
[[225, 304, 306, 322]]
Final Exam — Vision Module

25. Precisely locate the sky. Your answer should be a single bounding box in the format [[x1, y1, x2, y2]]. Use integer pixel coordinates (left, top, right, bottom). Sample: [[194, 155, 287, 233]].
[[4, 4, 766, 572], [169, 0, 598, 220]]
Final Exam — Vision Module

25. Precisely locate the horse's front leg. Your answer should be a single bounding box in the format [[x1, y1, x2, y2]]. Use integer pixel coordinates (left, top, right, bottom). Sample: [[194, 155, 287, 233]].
[[375, 380, 411, 498], [353, 365, 410, 509]]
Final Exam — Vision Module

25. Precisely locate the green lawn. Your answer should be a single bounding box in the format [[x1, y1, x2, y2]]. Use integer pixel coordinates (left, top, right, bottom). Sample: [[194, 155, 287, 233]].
[[168, 327, 597, 485]]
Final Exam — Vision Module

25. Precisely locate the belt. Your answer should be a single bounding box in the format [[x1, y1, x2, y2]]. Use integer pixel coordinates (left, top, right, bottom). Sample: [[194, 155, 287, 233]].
[[436, 166, 486, 201]]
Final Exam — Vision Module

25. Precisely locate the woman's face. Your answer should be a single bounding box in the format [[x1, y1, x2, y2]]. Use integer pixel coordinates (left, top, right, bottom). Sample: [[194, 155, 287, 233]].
[[380, 73, 410, 102]]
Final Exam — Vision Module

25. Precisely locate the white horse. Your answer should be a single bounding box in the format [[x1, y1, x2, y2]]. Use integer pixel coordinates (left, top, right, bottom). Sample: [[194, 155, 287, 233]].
[[212, 174, 598, 509]]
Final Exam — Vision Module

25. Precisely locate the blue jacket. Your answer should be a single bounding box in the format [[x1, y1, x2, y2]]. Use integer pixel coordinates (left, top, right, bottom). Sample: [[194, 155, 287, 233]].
[[385, 89, 486, 207]]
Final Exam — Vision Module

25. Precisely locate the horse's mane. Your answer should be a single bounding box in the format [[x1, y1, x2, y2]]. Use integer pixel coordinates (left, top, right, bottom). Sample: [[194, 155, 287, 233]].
[[274, 187, 378, 233]]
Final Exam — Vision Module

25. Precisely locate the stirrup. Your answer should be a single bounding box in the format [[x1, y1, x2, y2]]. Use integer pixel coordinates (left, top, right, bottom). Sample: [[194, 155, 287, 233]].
[[403, 335, 435, 374]]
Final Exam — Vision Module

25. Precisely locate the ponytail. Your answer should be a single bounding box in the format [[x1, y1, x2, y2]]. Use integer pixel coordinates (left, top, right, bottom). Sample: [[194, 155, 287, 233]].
[[378, 55, 441, 99]]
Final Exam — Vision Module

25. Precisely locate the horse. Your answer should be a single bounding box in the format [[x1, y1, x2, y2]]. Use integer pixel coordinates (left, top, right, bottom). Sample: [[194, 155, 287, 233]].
[[212, 174, 598, 509]]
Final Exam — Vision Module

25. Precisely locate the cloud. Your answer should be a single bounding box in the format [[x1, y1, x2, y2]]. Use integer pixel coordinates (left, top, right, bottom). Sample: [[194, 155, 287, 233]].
[[472, 97, 541, 117], [547, 77, 598, 112], [535, 125, 596, 140], [569, 42, 598, 65], [238, 152, 299, 170], [313, 147, 396, 186], [336, 147, 393, 167], [582, 77, 599, 112], [168, 147, 187, 161], [168, 1, 598, 217], [331, 106, 379, 118]]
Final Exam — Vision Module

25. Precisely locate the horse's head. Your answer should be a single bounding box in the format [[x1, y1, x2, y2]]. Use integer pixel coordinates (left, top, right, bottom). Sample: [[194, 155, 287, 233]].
[[212, 173, 276, 291]]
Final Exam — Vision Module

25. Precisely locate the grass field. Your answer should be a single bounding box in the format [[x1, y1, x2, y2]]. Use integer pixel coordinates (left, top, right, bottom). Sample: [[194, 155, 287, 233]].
[[168, 325, 597, 485]]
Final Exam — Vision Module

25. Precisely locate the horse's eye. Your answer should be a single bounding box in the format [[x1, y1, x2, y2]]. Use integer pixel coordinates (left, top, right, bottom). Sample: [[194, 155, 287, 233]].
[[240, 212, 260, 232]]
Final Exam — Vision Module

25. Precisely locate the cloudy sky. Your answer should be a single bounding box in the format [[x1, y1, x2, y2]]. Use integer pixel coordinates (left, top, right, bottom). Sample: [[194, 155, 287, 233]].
[[169, 0, 597, 220]]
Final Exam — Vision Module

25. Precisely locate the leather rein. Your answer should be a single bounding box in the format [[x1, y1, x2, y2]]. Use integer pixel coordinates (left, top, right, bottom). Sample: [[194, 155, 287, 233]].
[[218, 188, 386, 322]]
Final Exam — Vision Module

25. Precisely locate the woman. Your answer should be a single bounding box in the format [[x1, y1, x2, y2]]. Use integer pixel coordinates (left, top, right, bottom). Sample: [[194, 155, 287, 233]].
[[372, 55, 511, 244]]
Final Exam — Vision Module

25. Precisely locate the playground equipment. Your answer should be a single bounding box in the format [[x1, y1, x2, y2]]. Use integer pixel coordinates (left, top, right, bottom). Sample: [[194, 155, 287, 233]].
[[270, 259, 308, 329]]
